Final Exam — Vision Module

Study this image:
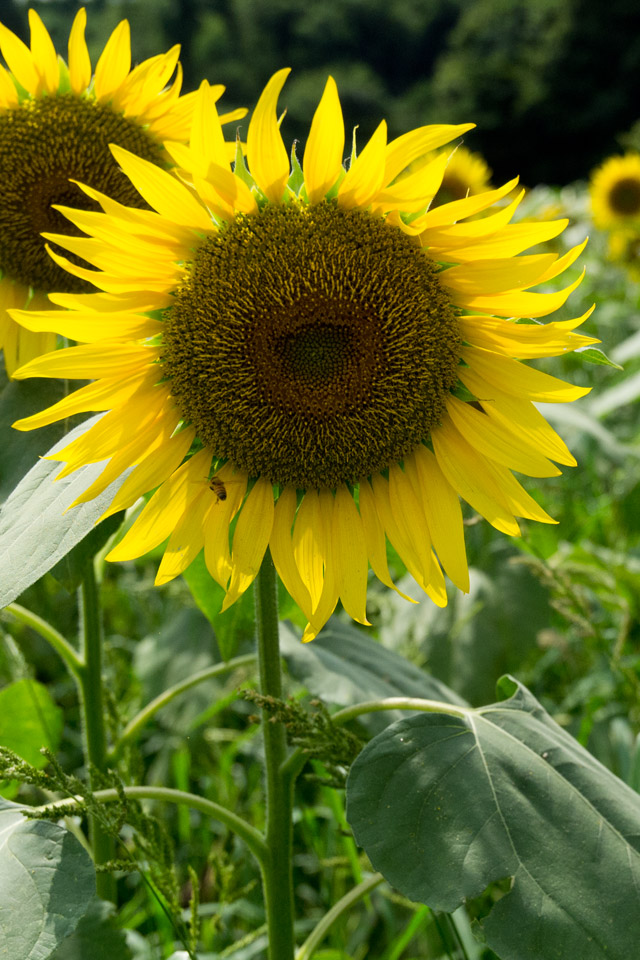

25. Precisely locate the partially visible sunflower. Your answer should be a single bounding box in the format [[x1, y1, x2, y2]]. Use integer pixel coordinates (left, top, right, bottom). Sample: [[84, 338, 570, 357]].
[[12, 71, 595, 641], [607, 228, 640, 281], [0, 7, 244, 377], [590, 153, 640, 229]]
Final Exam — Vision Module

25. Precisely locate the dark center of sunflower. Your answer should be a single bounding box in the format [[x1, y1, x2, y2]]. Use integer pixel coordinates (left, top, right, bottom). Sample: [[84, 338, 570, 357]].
[[163, 202, 461, 489], [0, 94, 164, 292], [609, 177, 640, 216]]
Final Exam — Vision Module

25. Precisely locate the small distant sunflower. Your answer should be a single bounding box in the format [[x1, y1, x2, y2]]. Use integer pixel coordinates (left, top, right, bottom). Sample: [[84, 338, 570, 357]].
[[0, 7, 244, 377], [607, 228, 640, 281], [590, 153, 640, 229], [12, 71, 595, 641]]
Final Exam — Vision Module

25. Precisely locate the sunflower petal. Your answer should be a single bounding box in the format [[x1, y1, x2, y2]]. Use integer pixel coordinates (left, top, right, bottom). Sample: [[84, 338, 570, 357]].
[[338, 120, 387, 208], [270, 486, 313, 618], [0, 20, 39, 95], [247, 67, 291, 203], [68, 7, 91, 94], [384, 123, 475, 183], [332, 485, 370, 625], [28, 9, 59, 94], [222, 477, 275, 609], [358, 479, 415, 601], [462, 344, 590, 402], [94, 19, 131, 101], [304, 76, 345, 203], [155, 488, 211, 585]]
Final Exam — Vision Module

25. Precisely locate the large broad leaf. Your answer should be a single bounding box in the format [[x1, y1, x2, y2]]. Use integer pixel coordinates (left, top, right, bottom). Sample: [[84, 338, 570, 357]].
[[281, 619, 466, 731], [0, 798, 96, 960], [346, 676, 640, 960], [0, 416, 130, 609], [49, 899, 132, 960]]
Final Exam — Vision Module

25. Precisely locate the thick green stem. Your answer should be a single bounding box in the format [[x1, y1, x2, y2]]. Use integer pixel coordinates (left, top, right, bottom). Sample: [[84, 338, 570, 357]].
[[78, 560, 116, 902], [254, 549, 296, 960]]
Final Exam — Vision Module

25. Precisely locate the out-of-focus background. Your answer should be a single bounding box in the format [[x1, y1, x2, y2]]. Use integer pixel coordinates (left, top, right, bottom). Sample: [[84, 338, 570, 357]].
[[5, 0, 640, 185]]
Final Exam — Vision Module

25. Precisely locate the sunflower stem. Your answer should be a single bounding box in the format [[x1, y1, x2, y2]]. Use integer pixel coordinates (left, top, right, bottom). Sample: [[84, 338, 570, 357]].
[[78, 558, 116, 903], [254, 548, 296, 960]]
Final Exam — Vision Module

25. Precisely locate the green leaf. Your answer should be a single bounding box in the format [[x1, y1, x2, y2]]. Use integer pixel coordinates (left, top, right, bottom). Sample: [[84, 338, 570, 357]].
[[0, 416, 131, 608], [0, 798, 96, 960], [346, 677, 640, 960], [0, 679, 63, 768], [49, 899, 132, 960], [575, 346, 623, 369], [182, 551, 256, 661], [48, 511, 125, 593], [280, 619, 467, 731], [0, 367, 69, 508]]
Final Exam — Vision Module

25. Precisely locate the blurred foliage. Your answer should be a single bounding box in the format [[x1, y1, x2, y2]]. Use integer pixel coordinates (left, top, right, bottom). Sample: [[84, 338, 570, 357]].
[[3, 0, 640, 184]]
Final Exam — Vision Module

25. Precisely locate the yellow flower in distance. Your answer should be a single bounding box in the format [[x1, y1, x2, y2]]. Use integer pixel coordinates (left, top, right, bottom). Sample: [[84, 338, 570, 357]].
[[0, 7, 244, 377], [590, 153, 640, 229], [12, 71, 596, 642]]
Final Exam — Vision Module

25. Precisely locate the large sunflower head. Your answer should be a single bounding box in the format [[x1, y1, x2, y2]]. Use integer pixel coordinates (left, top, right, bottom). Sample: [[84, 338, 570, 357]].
[[590, 153, 640, 229], [12, 70, 596, 642], [0, 7, 244, 377]]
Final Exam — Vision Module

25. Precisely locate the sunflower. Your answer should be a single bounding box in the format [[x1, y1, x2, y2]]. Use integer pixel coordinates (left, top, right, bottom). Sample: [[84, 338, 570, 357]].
[[423, 144, 492, 207], [607, 227, 640, 281], [11, 71, 596, 642], [0, 7, 244, 377], [590, 153, 640, 229]]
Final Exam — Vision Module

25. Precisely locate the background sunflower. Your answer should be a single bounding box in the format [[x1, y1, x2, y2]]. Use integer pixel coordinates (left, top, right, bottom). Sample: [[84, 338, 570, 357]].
[[0, 7, 243, 377]]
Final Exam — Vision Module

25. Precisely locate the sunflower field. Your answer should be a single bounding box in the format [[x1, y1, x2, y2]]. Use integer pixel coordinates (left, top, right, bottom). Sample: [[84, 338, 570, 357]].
[[0, 3, 639, 960]]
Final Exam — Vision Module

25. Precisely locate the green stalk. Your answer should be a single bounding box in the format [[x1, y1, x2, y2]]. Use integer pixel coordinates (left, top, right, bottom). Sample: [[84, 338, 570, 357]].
[[77, 559, 116, 902], [254, 549, 296, 960]]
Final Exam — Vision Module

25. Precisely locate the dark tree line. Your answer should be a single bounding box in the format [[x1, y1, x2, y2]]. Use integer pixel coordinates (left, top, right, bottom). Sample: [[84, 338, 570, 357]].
[[7, 0, 640, 185]]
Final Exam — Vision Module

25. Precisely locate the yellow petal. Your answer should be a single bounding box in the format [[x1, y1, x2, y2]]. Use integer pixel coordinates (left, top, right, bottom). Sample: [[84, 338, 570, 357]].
[[461, 269, 585, 318], [270, 487, 313, 619], [418, 178, 519, 230], [247, 68, 291, 203], [421, 192, 526, 249], [459, 308, 598, 359], [459, 365, 577, 467], [383, 123, 475, 184], [447, 395, 560, 477], [94, 19, 131, 102], [11, 307, 162, 344], [338, 120, 387, 209], [12, 341, 158, 381], [302, 489, 339, 641], [110, 145, 213, 231], [372, 152, 448, 215], [222, 477, 275, 609], [203, 464, 248, 589], [68, 7, 91, 94], [28, 9, 59, 94], [0, 21, 39, 95], [462, 345, 590, 402], [484, 459, 557, 525], [0, 64, 18, 107], [534, 238, 588, 283], [190, 80, 230, 171], [332, 485, 370, 625], [107, 448, 211, 561], [431, 219, 569, 262], [155, 488, 211, 585], [432, 416, 521, 536], [388, 462, 434, 590], [12, 369, 153, 431], [358, 478, 415, 601], [442, 254, 557, 297], [407, 445, 470, 593], [293, 489, 325, 609], [101, 427, 196, 521], [304, 76, 345, 204]]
